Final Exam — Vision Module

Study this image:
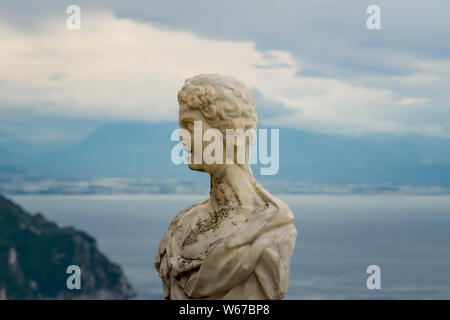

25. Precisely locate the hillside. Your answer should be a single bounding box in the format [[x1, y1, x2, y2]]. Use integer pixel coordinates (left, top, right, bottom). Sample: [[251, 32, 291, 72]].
[[0, 194, 136, 299]]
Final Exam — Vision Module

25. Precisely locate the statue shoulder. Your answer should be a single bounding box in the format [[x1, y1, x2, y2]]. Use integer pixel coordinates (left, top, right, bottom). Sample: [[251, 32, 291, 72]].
[[155, 199, 209, 261], [167, 199, 209, 230]]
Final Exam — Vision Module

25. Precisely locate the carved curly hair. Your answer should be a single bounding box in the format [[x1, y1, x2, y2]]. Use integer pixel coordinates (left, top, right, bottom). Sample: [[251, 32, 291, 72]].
[[178, 74, 258, 133]]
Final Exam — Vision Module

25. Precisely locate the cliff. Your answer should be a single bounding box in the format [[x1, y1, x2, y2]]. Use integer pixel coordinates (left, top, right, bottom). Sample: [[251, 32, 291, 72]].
[[0, 194, 135, 299]]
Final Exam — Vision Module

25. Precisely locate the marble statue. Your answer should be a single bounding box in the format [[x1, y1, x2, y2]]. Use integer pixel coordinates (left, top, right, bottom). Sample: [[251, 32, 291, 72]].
[[155, 74, 297, 299]]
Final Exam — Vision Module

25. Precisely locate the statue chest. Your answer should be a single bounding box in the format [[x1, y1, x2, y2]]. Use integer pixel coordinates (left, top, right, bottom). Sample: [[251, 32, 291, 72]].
[[171, 203, 248, 260]]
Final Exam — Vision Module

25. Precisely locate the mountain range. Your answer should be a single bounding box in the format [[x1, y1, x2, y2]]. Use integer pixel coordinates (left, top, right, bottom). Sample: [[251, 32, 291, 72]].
[[1, 121, 450, 188]]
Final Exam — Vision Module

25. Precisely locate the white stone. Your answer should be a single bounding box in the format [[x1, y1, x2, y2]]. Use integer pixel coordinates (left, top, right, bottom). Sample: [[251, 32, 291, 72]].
[[155, 74, 297, 300]]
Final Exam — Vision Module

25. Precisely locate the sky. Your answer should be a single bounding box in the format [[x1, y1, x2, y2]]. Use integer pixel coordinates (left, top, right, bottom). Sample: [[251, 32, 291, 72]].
[[1, 0, 449, 146]]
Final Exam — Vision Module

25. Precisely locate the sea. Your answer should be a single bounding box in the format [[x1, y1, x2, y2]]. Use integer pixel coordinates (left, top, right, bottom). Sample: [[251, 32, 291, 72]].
[[8, 194, 450, 299]]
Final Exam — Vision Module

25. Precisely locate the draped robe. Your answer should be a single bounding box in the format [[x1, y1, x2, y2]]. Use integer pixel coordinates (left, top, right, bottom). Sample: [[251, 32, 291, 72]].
[[155, 197, 297, 300]]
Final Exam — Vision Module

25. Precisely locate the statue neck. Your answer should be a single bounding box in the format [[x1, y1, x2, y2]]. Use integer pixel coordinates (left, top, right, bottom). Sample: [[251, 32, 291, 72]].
[[209, 164, 261, 212]]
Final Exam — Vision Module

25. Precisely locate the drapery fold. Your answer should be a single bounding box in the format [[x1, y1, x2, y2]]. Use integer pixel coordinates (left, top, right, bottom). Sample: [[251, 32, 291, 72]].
[[155, 202, 297, 300]]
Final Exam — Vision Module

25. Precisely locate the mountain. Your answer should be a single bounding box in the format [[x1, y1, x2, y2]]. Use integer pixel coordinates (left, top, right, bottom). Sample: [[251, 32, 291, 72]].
[[0, 147, 15, 166], [1, 121, 450, 186], [275, 128, 450, 185], [0, 122, 193, 179], [0, 194, 136, 299]]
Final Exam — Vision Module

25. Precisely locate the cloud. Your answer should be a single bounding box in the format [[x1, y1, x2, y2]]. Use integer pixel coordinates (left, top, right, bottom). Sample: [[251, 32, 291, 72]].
[[0, 12, 299, 122], [399, 98, 427, 106], [0, 9, 449, 138]]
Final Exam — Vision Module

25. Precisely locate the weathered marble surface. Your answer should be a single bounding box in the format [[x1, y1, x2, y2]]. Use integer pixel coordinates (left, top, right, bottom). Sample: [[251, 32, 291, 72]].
[[155, 74, 297, 300]]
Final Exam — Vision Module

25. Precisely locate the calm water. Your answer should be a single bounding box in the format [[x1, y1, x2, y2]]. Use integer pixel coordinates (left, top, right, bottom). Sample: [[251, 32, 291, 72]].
[[9, 194, 450, 299]]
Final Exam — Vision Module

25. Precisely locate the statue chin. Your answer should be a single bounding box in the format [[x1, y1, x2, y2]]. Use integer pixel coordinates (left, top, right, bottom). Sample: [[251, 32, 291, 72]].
[[154, 74, 297, 300], [187, 162, 207, 172]]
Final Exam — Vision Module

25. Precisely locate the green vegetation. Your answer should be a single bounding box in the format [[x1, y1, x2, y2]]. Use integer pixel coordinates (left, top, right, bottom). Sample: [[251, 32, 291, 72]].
[[0, 194, 135, 299]]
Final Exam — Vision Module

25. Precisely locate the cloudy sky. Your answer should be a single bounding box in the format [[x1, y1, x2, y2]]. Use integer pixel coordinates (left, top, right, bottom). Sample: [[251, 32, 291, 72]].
[[1, 0, 449, 145]]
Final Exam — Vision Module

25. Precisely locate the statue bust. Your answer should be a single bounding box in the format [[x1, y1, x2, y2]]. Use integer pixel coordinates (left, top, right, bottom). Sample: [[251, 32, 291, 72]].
[[155, 74, 297, 299]]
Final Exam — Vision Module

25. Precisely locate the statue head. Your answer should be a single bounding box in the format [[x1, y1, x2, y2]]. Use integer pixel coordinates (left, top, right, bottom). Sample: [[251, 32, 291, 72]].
[[178, 74, 258, 173]]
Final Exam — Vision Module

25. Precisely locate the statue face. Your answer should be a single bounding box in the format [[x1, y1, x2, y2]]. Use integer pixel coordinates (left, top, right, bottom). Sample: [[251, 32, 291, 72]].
[[179, 102, 221, 174], [177, 75, 257, 174]]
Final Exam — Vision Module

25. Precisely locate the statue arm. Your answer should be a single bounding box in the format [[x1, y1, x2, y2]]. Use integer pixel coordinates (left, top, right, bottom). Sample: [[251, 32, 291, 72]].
[[254, 223, 297, 299]]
